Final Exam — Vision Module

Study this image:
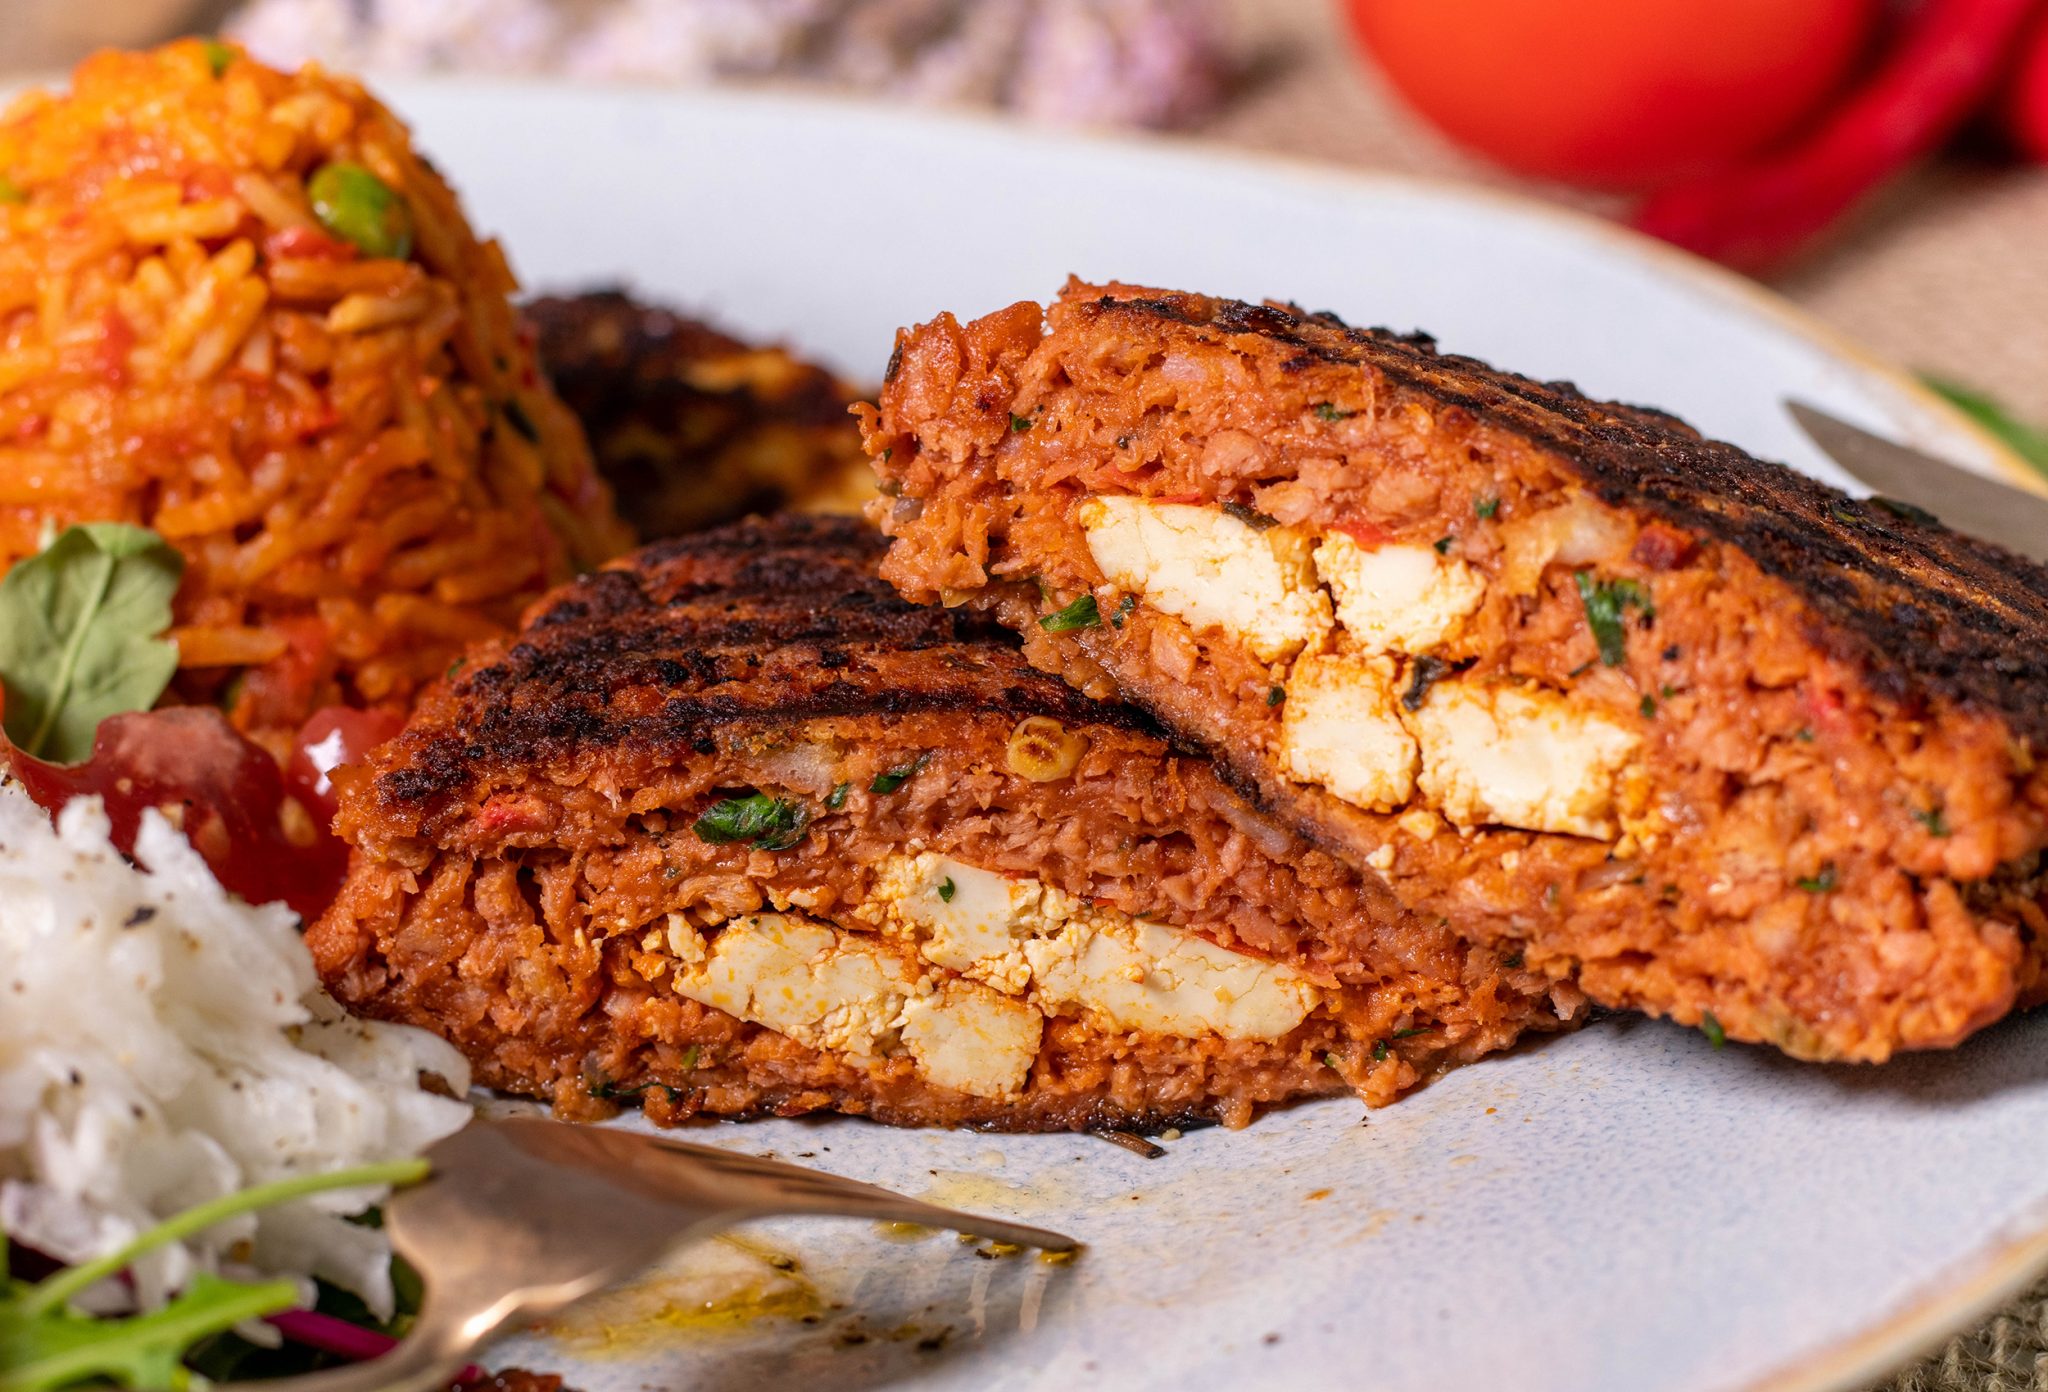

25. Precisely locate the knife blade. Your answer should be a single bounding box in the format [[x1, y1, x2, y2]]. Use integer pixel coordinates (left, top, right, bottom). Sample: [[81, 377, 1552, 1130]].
[[1787, 400, 2048, 565]]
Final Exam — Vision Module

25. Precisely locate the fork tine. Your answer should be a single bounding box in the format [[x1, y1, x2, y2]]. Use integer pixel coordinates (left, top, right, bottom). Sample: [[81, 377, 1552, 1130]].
[[607, 1130, 1082, 1251]]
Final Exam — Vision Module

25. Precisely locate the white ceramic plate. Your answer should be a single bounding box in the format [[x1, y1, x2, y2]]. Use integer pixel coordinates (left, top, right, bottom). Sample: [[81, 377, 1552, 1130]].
[[375, 81, 2046, 1392]]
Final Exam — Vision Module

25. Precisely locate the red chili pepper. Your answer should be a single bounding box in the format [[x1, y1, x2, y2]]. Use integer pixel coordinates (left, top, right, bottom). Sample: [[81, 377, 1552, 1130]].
[[1630, 0, 2043, 271], [1998, 2, 2048, 159]]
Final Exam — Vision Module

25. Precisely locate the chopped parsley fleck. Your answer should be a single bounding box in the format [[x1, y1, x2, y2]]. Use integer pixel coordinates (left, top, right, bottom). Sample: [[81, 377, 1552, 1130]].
[[1567, 659, 1596, 679], [692, 791, 811, 850], [1433, 535, 1454, 554], [1501, 951, 1525, 969], [445, 660, 462, 679], [938, 877, 957, 903], [1371, 1040, 1389, 1063], [1475, 496, 1500, 520], [679, 1045, 700, 1070], [1109, 593, 1137, 628], [1794, 726, 1815, 742], [1221, 500, 1279, 531], [1391, 1026, 1431, 1039], [880, 446, 893, 463], [825, 781, 850, 810], [590, 1077, 682, 1102], [1639, 694, 1657, 718], [1267, 685, 1286, 707], [1324, 1052, 1342, 1070], [1401, 654, 1455, 712], [1039, 593, 1100, 632], [1313, 402, 1357, 422], [502, 398, 540, 442], [1009, 413, 1033, 432], [1700, 1011, 1727, 1049], [870, 752, 931, 795], [1913, 804, 1951, 837], [1660, 683, 1676, 699], [1871, 496, 1938, 525], [1829, 501, 1862, 526], [1575, 572, 1653, 667], [1795, 864, 1838, 894]]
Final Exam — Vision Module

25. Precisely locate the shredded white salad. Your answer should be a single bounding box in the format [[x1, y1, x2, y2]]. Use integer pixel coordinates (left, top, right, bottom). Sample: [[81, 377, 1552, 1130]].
[[0, 783, 472, 1318]]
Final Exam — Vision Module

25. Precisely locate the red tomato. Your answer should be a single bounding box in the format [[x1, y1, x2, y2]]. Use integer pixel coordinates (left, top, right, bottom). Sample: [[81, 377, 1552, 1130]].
[[1999, 5, 2048, 162], [1342, 0, 1880, 189], [287, 705, 407, 828]]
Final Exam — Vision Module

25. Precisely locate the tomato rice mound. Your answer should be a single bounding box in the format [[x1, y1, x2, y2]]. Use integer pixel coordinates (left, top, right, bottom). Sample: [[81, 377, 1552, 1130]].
[[0, 41, 630, 752]]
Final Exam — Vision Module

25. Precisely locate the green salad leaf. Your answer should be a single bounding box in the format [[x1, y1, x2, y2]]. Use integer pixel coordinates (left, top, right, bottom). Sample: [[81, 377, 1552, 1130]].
[[1, 1158, 428, 1391], [1923, 377, 2048, 483], [0, 524, 183, 763], [2, 1272, 298, 1392]]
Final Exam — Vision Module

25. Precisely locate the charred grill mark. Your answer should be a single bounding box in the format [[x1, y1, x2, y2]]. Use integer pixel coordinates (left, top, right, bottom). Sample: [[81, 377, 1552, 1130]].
[[378, 513, 1160, 813], [1083, 289, 2048, 747]]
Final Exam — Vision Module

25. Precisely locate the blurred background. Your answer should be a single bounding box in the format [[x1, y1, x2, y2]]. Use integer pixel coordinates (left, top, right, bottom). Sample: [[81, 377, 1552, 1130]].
[[9, 0, 2048, 468]]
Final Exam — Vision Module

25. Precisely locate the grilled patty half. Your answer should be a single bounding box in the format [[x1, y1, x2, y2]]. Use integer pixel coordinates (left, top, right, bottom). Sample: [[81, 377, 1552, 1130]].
[[860, 279, 2048, 1064], [526, 290, 873, 540], [308, 514, 1573, 1131]]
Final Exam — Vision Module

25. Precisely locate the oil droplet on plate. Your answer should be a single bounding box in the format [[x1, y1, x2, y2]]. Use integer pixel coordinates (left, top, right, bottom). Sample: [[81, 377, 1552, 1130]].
[[536, 1234, 824, 1358]]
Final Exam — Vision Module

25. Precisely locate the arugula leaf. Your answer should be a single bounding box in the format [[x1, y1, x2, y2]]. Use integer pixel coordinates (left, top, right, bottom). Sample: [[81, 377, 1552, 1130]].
[[1574, 572, 1653, 668], [2, 1271, 299, 1391], [0, 524, 183, 763], [3, 1157, 429, 1391], [1923, 377, 2048, 482], [692, 792, 810, 850]]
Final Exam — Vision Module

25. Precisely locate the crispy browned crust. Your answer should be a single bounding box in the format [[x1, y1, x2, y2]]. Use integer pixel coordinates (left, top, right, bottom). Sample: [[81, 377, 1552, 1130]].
[[315, 513, 1574, 1131], [364, 513, 1157, 835], [526, 291, 873, 540], [859, 280, 2048, 1063], [1086, 289, 2048, 744]]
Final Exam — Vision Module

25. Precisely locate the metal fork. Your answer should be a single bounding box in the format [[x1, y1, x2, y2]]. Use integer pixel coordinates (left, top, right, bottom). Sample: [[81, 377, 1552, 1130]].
[[246, 1116, 1080, 1392]]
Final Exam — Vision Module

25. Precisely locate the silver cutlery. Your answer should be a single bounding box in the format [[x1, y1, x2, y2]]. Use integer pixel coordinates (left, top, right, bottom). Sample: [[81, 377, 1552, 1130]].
[[1786, 399, 2048, 564], [247, 1115, 1080, 1392]]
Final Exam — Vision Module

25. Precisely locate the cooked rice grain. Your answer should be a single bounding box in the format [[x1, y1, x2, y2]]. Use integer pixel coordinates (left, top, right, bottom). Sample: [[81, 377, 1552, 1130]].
[[0, 41, 631, 744]]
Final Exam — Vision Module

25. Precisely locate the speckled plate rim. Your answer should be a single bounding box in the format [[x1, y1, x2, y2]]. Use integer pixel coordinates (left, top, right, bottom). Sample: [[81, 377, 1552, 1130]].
[[1755, 1204, 2048, 1392]]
